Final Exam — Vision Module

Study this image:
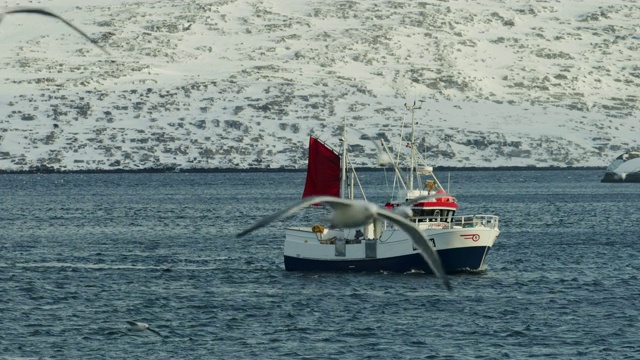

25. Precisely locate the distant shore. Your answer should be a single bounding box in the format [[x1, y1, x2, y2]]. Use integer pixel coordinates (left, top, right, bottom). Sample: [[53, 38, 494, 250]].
[[0, 165, 605, 174]]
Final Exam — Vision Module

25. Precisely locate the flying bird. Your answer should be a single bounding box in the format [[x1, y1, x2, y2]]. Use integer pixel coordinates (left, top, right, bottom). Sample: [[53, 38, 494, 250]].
[[126, 321, 163, 337], [350, 128, 393, 167], [0, 7, 110, 55], [237, 196, 451, 290]]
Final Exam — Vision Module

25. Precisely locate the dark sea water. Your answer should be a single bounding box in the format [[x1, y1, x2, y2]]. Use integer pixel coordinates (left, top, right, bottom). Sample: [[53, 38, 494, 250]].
[[0, 170, 638, 359]]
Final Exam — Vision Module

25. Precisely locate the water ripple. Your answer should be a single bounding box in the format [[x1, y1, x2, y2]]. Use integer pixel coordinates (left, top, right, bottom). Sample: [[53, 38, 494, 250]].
[[0, 171, 638, 359]]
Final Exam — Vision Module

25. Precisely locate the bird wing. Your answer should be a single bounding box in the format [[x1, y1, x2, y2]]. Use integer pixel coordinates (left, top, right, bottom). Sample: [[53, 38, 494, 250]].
[[125, 320, 140, 327], [349, 128, 395, 167], [147, 327, 163, 338], [392, 205, 413, 218], [1, 8, 110, 55], [377, 208, 452, 291], [236, 196, 344, 237], [349, 128, 383, 153]]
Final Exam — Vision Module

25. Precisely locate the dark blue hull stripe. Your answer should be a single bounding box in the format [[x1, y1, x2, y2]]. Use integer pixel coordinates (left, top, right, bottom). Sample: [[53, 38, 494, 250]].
[[284, 246, 491, 274]]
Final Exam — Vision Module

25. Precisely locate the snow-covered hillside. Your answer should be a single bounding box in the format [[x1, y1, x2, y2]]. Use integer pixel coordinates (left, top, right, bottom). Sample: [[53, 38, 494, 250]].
[[0, 0, 638, 171]]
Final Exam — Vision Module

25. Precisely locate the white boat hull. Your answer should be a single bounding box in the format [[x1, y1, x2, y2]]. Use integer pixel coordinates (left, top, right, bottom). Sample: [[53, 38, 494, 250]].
[[283, 217, 500, 274]]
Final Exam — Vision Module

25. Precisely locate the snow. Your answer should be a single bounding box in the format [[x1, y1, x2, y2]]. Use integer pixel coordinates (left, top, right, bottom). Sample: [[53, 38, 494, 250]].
[[0, 0, 638, 171]]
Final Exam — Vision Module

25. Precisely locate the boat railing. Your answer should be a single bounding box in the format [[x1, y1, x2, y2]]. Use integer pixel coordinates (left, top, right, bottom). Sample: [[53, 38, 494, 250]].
[[410, 214, 499, 230]]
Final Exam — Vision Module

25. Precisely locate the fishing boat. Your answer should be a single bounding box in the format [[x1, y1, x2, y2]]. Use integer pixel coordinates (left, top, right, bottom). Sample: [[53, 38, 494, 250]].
[[283, 104, 500, 274], [601, 150, 640, 183]]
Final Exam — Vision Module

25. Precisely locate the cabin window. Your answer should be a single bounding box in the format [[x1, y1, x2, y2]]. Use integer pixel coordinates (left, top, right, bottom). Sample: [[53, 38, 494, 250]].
[[413, 209, 431, 217], [414, 208, 433, 222]]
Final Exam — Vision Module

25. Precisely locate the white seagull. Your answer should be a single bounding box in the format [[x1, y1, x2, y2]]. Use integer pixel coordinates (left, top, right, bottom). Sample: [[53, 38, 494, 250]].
[[0, 7, 110, 55], [350, 128, 393, 167], [126, 321, 163, 337], [237, 196, 451, 290]]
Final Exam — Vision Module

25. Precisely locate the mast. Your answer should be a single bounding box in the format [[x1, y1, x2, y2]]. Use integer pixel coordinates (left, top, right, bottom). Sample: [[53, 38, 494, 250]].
[[406, 101, 422, 191], [340, 117, 347, 199]]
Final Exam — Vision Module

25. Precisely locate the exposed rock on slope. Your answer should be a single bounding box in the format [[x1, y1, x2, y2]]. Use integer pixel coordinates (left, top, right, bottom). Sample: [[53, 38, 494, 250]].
[[0, 0, 638, 171]]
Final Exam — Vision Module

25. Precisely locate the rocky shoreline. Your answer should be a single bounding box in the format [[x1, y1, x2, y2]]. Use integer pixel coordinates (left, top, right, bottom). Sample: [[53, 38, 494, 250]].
[[0, 165, 604, 175]]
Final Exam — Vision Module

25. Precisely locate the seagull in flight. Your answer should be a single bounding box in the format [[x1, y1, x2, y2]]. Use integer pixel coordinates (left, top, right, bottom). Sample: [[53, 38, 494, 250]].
[[350, 128, 393, 167], [126, 321, 163, 337], [0, 7, 110, 55], [237, 196, 451, 290]]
